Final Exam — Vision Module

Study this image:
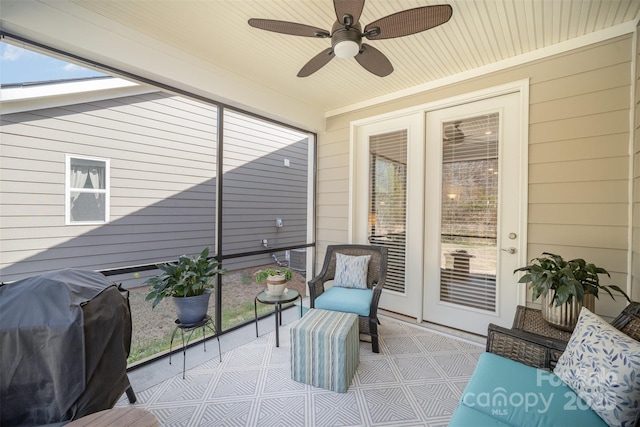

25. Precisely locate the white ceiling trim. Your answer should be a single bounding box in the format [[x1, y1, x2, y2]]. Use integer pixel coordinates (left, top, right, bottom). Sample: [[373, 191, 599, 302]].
[[1, 77, 137, 101], [0, 78, 154, 115], [326, 19, 638, 118], [350, 78, 529, 127]]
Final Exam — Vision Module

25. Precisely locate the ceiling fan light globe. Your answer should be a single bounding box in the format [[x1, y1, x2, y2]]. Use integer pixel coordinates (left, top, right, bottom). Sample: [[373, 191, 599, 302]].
[[334, 40, 360, 58]]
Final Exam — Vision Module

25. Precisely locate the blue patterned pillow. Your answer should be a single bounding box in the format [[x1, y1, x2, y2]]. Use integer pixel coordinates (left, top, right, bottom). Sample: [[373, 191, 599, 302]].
[[554, 307, 640, 427], [334, 254, 371, 289]]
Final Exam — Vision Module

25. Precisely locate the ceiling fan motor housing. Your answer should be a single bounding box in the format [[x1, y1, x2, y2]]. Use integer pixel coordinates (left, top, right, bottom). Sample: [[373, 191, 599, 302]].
[[331, 21, 362, 58]]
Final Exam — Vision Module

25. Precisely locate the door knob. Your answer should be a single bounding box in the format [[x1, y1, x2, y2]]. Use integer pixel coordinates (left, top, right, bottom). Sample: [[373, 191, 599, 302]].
[[501, 247, 517, 254]]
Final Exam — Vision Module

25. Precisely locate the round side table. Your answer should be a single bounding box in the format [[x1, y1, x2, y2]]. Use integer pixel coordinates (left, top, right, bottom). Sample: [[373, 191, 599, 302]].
[[254, 288, 302, 347]]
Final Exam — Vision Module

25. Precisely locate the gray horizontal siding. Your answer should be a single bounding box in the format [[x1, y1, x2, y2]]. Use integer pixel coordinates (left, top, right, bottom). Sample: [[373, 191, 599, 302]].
[[1, 91, 218, 281], [1, 89, 312, 283], [221, 109, 309, 256]]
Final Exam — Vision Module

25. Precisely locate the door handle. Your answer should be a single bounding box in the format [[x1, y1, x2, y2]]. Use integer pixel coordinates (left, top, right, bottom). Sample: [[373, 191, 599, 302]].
[[501, 247, 517, 254]]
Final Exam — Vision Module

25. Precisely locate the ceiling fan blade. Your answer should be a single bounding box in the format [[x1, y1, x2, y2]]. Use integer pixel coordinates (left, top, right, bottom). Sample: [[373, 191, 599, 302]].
[[248, 19, 329, 38], [297, 48, 335, 77], [355, 43, 393, 77], [333, 0, 365, 26], [364, 5, 453, 40]]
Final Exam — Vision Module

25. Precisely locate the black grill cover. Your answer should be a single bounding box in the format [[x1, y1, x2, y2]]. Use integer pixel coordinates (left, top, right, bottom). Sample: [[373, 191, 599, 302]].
[[0, 269, 133, 426]]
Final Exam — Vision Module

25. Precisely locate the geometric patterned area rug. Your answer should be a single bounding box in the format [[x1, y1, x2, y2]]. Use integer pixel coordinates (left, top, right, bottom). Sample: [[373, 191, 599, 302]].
[[117, 315, 484, 426]]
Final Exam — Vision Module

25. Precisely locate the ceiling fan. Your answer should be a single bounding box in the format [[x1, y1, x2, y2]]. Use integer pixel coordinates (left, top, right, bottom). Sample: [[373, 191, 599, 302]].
[[444, 121, 465, 145], [248, 0, 453, 78]]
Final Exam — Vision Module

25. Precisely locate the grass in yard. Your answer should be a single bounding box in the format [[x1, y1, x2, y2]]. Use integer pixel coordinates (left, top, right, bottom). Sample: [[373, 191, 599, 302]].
[[126, 266, 306, 365]]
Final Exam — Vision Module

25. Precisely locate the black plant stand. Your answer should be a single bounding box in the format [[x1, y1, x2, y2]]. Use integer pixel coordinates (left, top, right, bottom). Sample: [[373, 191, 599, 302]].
[[169, 315, 221, 379]]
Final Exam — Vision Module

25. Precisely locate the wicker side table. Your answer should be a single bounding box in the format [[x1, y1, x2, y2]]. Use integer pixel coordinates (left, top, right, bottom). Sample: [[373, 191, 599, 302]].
[[487, 306, 572, 370], [512, 305, 573, 341], [511, 306, 573, 368], [488, 302, 640, 370]]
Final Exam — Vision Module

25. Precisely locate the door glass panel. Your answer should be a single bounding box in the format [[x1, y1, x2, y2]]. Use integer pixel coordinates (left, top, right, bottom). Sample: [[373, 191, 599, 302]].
[[440, 114, 499, 311], [368, 130, 407, 293]]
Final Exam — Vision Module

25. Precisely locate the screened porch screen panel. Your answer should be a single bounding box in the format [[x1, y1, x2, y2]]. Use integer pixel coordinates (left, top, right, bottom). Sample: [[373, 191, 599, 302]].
[[368, 130, 407, 294], [221, 109, 310, 263]]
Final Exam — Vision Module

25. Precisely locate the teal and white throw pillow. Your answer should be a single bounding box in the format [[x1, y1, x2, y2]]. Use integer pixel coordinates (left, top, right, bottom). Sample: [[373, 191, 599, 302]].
[[334, 254, 371, 289], [554, 307, 640, 427]]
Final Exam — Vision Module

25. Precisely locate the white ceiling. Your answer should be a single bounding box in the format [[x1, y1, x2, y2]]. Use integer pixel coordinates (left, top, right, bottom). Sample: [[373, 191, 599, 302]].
[[2, 1, 640, 127]]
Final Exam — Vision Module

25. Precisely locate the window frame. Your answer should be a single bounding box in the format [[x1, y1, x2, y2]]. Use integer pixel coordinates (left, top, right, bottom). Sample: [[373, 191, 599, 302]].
[[65, 154, 110, 225]]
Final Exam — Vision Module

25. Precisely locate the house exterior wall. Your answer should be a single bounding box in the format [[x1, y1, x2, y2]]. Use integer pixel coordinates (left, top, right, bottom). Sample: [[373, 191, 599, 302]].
[[0, 91, 218, 282], [0, 90, 311, 283], [221, 109, 310, 260], [319, 35, 634, 318]]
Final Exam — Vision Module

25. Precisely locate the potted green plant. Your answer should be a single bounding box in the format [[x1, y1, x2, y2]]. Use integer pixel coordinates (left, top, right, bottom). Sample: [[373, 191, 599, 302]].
[[145, 247, 225, 324], [514, 252, 630, 330], [254, 266, 292, 296]]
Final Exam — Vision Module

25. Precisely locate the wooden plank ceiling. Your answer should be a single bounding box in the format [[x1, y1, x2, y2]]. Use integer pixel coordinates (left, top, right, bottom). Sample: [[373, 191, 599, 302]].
[[69, 0, 640, 114]]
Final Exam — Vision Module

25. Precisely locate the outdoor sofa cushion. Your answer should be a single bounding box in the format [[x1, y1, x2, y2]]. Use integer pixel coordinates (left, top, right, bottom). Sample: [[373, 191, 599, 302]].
[[314, 286, 373, 317], [450, 352, 607, 427], [449, 404, 511, 426]]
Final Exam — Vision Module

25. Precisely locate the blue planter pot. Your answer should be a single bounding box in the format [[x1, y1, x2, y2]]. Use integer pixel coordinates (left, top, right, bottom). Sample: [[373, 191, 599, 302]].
[[172, 289, 212, 324]]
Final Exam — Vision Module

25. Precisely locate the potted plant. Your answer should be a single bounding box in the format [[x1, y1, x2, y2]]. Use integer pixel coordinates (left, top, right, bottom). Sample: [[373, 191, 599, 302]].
[[254, 266, 292, 296], [145, 247, 225, 324], [514, 252, 630, 331]]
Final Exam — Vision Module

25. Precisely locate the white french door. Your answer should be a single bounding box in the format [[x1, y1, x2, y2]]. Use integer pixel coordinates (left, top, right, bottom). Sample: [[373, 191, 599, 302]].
[[352, 86, 527, 331], [352, 113, 424, 318], [423, 92, 526, 335]]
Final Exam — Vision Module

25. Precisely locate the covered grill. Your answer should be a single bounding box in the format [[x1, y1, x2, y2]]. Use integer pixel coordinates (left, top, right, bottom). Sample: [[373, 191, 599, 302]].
[[0, 269, 136, 426]]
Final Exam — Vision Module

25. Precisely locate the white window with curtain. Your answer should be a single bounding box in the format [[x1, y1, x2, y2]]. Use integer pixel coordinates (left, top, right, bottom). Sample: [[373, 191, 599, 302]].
[[65, 155, 109, 224]]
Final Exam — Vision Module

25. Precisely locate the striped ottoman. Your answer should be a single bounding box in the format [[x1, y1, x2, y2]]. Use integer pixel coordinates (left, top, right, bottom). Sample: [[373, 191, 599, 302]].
[[290, 308, 359, 393]]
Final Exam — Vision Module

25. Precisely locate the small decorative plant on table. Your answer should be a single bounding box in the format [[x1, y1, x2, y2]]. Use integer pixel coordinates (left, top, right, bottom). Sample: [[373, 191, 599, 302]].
[[145, 247, 225, 324], [514, 252, 630, 331], [254, 266, 293, 296]]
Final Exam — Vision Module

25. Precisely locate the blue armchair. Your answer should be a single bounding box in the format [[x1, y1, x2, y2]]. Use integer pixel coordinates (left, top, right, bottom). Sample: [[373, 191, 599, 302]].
[[308, 244, 388, 353]]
